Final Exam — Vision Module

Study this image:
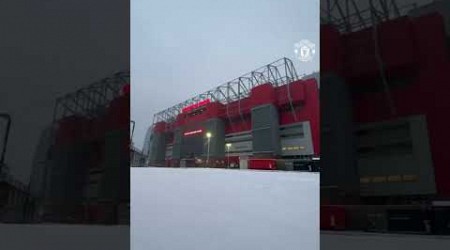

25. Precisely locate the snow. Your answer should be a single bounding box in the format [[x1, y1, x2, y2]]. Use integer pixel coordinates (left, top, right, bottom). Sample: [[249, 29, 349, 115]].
[[131, 167, 319, 250]]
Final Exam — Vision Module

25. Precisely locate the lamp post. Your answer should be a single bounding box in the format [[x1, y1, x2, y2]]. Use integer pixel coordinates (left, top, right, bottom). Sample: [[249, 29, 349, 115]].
[[225, 143, 231, 168], [206, 132, 212, 167]]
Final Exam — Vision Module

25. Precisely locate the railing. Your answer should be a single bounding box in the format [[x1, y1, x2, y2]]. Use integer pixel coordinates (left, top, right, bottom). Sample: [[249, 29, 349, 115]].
[[52, 70, 130, 123], [321, 0, 419, 33]]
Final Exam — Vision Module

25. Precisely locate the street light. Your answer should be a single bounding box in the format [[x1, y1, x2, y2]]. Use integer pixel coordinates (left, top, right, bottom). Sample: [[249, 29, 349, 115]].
[[225, 143, 232, 168], [206, 132, 212, 167]]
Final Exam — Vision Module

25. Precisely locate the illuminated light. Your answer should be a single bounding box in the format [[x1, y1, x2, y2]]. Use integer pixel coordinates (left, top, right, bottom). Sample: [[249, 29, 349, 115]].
[[206, 132, 212, 138], [402, 175, 418, 182], [361, 175, 419, 184], [226, 143, 232, 148], [183, 129, 203, 136], [282, 145, 303, 151], [388, 175, 402, 182], [372, 176, 387, 183], [182, 99, 211, 113]]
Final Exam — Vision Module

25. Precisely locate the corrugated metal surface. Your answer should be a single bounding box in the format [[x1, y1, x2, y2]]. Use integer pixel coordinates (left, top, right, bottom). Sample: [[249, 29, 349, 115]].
[[202, 118, 225, 158], [358, 115, 436, 196], [320, 73, 359, 196], [251, 104, 281, 156], [280, 122, 314, 156], [101, 130, 129, 203], [148, 132, 167, 164], [171, 128, 183, 160], [225, 131, 252, 155]]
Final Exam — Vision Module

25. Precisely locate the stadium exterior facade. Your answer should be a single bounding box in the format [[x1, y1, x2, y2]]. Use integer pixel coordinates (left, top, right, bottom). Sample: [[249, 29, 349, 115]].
[[148, 58, 320, 170]]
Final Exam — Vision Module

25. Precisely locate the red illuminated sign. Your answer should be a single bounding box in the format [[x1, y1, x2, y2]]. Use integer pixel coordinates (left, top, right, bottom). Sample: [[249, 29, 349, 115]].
[[183, 129, 203, 136], [182, 99, 211, 113]]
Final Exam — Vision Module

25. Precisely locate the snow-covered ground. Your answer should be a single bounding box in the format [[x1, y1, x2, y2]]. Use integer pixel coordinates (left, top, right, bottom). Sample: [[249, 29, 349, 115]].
[[131, 167, 320, 250], [0, 224, 129, 249]]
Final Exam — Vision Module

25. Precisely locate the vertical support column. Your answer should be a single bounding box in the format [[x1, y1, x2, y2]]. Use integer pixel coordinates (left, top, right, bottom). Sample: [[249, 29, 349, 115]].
[[321, 73, 359, 203], [202, 118, 225, 165], [148, 132, 167, 166], [251, 104, 281, 157], [171, 128, 183, 166], [148, 121, 168, 166]]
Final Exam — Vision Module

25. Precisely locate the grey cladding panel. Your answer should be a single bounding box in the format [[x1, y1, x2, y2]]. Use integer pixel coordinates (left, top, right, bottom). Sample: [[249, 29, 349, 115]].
[[181, 135, 203, 158], [320, 73, 359, 195], [172, 129, 183, 159], [408, 1, 450, 36], [357, 115, 437, 196], [251, 104, 281, 155], [149, 132, 167, 163], [203, 118, 225, 158], [280, 122, 314, 156]]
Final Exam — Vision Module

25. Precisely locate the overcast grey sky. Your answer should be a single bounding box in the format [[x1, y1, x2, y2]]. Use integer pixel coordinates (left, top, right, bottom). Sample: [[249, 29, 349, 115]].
[[0, 0, 129, 183], [131, 0, 320, 150]]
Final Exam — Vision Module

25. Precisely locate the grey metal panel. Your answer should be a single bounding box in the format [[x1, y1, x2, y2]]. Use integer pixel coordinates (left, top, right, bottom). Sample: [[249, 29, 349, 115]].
[[280, 121, 314, 156], [227, 141, 252, 153], [251, 104, 281, 156], [408, 1, 450, 36], [46, 144, 88, 202], [203, 118, 225, 158], [45, 147, 70, 203], [225, 131, 252, 154], [321, 73, 359, 196], [101, 131, 129, 202], [225, 132, 252, 143], [148, 132, 167, 164], [64, 143, 90, 203], [29, 126, 53, 199], [357, 115, 437, 196], [225, 130, 252, 137], [281, 139, 313, 156], [142, 126, 153, 156], [280, 125, 304, 137], [85, 172, 101, 199], [172, 128, 183, 159], [181, 132, 203, 158]]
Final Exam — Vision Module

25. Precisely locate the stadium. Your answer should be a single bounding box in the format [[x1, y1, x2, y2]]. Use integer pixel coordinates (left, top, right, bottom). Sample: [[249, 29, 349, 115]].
[[147, 58, 320, 171]]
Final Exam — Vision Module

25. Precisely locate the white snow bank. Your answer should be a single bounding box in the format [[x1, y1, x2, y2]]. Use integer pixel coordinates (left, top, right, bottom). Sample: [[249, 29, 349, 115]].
[[131, 168, 319, 250]]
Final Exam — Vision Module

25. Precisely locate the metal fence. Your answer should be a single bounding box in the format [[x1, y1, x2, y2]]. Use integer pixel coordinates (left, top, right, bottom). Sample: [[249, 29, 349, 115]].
[[321, 0, 419, 33]]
